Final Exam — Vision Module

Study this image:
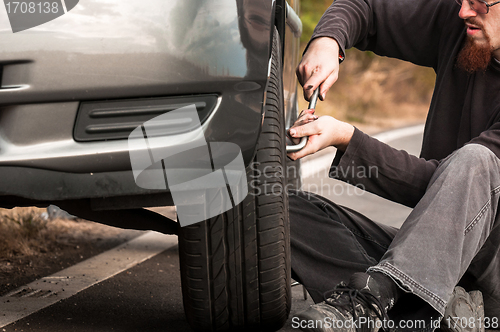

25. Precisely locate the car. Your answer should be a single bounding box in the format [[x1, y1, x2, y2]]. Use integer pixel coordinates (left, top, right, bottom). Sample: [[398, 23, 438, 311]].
[[0, 0, 302, 330]]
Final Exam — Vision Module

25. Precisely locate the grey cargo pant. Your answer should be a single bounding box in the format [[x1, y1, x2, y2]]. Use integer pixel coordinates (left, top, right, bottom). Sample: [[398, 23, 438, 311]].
[[290, 144, 500, 329]]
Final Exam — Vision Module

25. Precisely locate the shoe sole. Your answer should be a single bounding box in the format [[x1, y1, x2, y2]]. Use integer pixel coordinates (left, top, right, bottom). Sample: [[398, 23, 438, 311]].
[[441, 286, 485, 332]]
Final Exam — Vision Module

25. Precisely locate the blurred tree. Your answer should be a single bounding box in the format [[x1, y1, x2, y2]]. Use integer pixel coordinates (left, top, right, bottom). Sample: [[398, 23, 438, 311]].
[[300, 0, 331, 43]]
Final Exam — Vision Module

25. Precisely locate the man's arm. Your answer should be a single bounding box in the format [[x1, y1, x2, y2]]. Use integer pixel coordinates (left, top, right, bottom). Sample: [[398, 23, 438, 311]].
[[331, 128, 439, 208], [298, 0, 459, 101], [291, 0, 464, 205], [288, 116, 438, 208], [333, 117, 500, 207], [289, 117, 500, 208], [313, 0, 457, 65]]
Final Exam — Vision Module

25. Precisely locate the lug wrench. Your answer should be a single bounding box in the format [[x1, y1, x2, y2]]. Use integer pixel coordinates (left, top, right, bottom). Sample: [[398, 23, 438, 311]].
[[286, 87, 320, 153]]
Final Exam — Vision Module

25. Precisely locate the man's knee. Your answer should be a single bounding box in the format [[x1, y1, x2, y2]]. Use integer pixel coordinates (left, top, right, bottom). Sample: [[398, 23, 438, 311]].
[[454, 144, 495, 160], [446, 144, 499, 173], [429, 144, 500, 188]]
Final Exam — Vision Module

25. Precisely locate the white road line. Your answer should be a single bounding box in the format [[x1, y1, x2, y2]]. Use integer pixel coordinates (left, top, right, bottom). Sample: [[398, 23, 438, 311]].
[[0, 231, 177, 328], [372, 124, 425, 144], [300, 124, 425, 179]]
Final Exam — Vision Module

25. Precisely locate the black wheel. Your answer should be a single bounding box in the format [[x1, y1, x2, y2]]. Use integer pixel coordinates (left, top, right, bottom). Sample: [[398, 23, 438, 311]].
[[178, 27, 291, 332]]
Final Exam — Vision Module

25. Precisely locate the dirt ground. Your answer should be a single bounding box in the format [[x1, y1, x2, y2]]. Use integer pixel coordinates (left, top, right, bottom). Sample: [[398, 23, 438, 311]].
[[0, 207, 176, 297], [0, 219, 138, 296]]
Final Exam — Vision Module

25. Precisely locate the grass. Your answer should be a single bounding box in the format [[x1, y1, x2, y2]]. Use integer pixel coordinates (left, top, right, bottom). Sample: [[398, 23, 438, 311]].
[[0, 208, 54, 259], [0, 207, 110, 262], [0, 207, 136, 296]]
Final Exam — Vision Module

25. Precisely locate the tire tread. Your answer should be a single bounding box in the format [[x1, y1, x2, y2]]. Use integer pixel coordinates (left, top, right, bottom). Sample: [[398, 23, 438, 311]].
[[179, 27, 290, 331]]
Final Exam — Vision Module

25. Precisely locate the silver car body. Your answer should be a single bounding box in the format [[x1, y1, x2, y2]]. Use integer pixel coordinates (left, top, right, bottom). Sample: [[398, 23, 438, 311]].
[[0, 0, 300, 207]]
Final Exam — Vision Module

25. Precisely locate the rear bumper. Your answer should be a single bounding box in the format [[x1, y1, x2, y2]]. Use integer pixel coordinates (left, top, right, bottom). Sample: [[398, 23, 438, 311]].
[[0, 0, 278, 206], [0, 167, 150, 203], [0, 87, 267, 205]]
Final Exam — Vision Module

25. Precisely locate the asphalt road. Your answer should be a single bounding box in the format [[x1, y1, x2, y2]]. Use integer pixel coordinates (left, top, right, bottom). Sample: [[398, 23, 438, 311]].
[[2, 128, 423, 332]]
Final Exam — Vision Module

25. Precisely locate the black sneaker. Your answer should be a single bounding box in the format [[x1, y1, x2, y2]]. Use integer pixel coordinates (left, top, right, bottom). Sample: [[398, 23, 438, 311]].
[[294, 273, 391, 332], [440, 287, 484, 332]]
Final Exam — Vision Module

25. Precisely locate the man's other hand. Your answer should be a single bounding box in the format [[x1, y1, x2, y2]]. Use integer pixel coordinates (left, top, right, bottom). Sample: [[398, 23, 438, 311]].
[[296, 37, 341, 102], [287, 115, 354, 160]]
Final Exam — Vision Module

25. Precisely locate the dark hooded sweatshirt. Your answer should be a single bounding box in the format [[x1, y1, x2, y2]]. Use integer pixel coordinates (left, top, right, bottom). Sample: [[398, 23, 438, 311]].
[[311, 0, 500, 207]]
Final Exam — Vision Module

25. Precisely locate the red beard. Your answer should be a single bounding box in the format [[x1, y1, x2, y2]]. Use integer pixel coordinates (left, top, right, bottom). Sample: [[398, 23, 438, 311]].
[[456, 34, 492, 74]]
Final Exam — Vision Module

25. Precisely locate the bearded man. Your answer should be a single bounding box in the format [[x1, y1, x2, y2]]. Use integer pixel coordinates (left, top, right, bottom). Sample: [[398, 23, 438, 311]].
[[286, 0, 500, 330]]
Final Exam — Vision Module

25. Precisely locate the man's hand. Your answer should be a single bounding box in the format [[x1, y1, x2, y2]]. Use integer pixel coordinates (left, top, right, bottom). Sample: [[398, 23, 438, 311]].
[[287, 114, 354, 161], [288, 108, 318, 145], [296, 37, 341, 101]]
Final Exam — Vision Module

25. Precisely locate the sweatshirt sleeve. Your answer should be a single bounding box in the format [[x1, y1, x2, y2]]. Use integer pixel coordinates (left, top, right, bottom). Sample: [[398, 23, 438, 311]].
[[330, 128, 439, 208], [310, 0, 459, 68]]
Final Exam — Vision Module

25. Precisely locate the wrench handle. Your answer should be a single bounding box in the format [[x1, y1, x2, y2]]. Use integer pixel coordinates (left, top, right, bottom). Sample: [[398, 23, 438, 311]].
[[286, 88, 319, 153]]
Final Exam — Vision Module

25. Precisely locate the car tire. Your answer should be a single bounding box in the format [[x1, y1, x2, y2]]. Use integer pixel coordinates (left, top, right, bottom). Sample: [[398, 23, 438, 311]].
[[178, 27, 291, 332]]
